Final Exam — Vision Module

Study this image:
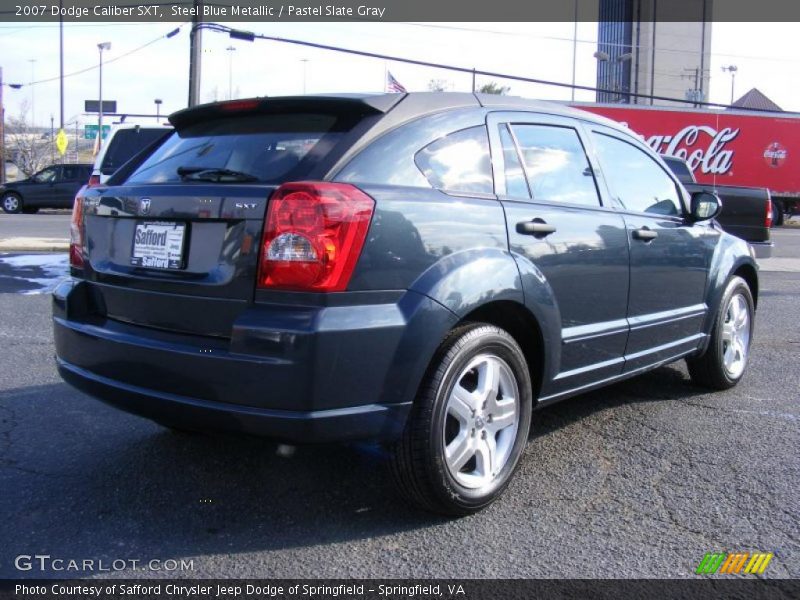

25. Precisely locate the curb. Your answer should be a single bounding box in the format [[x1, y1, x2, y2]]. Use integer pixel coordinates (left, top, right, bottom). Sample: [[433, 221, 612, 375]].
[[0, 237, 69, 252]]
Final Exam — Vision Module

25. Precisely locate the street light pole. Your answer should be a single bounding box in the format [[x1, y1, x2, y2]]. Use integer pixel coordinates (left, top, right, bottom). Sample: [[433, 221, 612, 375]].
[[154, 99, 162, 123], [301, 59, 309, 95], [97, 42, 111, 145], [226, 46, 236, 99], [721, 65, 738, 105], [27, 59, 36, 128]]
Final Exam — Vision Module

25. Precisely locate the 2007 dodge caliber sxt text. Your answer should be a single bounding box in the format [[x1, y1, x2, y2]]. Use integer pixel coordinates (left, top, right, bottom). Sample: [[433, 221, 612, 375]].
[[53, 92, 758, 515]]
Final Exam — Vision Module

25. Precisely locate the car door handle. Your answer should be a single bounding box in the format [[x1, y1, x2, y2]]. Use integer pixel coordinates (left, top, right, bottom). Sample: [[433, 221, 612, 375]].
[[517, 220, 557, 237], [632, 227, 658, 241]]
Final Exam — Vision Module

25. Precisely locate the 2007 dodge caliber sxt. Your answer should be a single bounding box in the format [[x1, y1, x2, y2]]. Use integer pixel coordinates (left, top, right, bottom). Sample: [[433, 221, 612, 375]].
[[54, 92, 758, 515]]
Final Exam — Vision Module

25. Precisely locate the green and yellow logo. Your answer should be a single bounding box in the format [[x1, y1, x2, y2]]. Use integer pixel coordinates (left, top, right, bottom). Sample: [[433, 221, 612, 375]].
[[696, 552, 773, 575]]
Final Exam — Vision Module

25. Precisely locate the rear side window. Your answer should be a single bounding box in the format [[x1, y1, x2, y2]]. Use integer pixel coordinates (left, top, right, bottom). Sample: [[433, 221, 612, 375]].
[[663, 156, 693, 183], [509, 124, 600, 207], [101, 128, 170, 175], [592, 133, 682, 216], [414, 126, 493, 194], [125, 114, 348, 184], [62, 166, 81, 180]]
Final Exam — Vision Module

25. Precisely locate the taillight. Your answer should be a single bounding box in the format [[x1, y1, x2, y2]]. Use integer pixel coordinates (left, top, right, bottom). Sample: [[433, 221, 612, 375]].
[[87, 174, 101, 188], [257, 182, 374, 292], [765, 197, 773, 228], [69, 194, 85, 269]]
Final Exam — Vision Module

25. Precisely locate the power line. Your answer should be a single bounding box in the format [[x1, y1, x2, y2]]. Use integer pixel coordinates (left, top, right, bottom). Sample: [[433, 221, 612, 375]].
[[6, 25, 185, 89], [398, 22, 800, 65], [199, 23, 794, 113]]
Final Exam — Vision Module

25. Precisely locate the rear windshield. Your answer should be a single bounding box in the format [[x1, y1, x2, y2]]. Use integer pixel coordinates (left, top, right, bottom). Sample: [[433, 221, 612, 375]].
[[125, 114, 349, 185], [101, 128, 171, 175]]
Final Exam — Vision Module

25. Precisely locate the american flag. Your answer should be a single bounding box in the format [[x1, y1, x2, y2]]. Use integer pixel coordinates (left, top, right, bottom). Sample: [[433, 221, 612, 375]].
[[387, 71, 407, 93]]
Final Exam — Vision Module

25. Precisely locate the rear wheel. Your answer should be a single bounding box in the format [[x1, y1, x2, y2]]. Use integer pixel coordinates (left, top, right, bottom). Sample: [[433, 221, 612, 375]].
[[772, 200, 784, 227], [390, 323, 532, 516], [687, 276, 754, 390], [1, 193, 22, 214]]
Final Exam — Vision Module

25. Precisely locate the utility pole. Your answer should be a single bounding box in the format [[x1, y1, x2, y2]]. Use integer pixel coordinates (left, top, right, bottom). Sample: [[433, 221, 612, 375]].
[[682, 67, 701, 107], [0, 66, 5, 184], [59, 0, 64, 130], [571, 0, 578, 101], [188, 0, 203, 106]]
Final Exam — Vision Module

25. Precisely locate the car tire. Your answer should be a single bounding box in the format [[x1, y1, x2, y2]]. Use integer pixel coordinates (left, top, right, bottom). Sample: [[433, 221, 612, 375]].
[[1, 193, 23, 214], [772, 200, 784, 227], [390, 323, 532, 516], [687, 276, 754, 390]]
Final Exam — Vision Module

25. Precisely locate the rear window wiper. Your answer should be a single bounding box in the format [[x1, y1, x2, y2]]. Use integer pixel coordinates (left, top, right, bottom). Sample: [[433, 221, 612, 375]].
[[176, 166, 259, 183]]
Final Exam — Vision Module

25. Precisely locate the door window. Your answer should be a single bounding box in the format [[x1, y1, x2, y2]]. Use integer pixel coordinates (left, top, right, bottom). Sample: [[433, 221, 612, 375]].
[[592, 133, 682, 216], [414, 126, 493, 194], [34, 167, 58, 183], [498, 125, 530, 198], [508, 124, 601, 207]]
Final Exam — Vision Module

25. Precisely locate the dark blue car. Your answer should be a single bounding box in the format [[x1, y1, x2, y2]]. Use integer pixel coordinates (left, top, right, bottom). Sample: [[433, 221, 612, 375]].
[[53, 93, 758, 515]]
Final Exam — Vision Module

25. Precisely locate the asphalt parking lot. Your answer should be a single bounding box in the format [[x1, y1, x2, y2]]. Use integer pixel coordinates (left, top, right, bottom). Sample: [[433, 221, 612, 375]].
[[0, 226, 797, 579]]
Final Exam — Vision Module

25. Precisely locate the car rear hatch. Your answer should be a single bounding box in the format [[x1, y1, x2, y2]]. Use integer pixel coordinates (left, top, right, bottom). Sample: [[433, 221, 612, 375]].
[[76, 95, 402, 338]]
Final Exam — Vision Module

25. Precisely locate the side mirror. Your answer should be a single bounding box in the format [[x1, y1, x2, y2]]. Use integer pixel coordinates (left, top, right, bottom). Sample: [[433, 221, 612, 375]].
[[690, 190, 722, 221]]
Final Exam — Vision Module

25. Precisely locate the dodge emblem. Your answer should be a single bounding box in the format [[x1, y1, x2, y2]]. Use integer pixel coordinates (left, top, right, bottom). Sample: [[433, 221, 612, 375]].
[[140, 198, 151, 215]]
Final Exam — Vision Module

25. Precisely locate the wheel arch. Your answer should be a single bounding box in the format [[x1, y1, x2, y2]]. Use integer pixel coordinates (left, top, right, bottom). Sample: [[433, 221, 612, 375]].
[[733, 262, 759, 310], [457, 300, 546, 400]]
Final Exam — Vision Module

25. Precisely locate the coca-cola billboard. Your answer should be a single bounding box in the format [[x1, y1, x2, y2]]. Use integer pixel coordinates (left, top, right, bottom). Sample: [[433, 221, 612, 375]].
[[573, 104, 800, 197]]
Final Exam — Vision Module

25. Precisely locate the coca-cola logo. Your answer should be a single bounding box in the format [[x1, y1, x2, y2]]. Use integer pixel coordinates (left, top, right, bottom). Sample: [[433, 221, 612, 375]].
[[644, 126, 740, 175], [763, 142, 787, 168]]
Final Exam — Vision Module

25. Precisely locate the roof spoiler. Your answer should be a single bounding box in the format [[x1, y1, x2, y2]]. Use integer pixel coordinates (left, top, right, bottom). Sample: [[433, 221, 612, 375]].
[[169, 94, 406, 129]]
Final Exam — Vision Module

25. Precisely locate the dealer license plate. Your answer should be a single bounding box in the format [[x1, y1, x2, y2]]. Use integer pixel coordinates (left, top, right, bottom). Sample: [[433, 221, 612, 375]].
[[131, 221, 186, 270]]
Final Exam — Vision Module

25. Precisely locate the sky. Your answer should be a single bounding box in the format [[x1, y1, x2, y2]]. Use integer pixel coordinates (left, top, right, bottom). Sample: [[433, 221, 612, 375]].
[[1, 21, 799, 129]]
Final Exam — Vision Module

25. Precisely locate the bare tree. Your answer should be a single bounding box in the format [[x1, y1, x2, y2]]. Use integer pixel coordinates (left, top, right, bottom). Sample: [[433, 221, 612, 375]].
[[205, 86, 220, 103], [478, 82, 511, 95], [6, 100, 51, 177], [428, 79, 453, 92]]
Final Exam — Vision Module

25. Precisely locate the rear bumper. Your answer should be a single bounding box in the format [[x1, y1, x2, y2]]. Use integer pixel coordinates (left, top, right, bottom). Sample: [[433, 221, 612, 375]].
[[749, 241, 773, 259], [52, 278, 453, 443], [57, 358, 410, 443]]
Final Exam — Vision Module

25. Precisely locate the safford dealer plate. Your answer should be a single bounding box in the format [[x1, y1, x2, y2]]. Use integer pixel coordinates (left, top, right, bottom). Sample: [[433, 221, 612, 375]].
[[131, 221, 186, 269]]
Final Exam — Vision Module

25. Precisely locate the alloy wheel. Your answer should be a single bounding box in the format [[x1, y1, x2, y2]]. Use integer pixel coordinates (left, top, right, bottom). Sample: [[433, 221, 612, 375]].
[[442, 353, 520, 489], [721, 292, 751, 379]]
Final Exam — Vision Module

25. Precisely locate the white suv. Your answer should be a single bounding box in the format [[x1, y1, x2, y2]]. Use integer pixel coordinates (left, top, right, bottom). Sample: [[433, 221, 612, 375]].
[[89, 123, 172, 187]]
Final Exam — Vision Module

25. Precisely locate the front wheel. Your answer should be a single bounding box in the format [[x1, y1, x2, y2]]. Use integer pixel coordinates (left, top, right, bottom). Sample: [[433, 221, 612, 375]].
[[687, 276, 754, 390], [1, 193, 22, 214], [390, 323, 532, 516]]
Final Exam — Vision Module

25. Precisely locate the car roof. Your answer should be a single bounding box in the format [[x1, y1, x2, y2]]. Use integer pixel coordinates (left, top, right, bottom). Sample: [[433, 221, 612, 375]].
[[169, 92, 634, 137]]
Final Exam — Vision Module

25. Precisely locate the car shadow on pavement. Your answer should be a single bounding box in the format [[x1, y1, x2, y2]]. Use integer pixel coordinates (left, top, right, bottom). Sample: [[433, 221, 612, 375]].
[[532, 363, 705, 440], [0, 367, 705, 577], [0, 383, 447, 578]]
